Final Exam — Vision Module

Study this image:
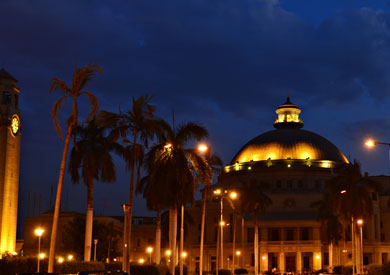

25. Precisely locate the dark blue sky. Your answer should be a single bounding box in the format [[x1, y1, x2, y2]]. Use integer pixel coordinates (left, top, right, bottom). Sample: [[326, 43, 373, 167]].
[[0, 0, 389, 232]]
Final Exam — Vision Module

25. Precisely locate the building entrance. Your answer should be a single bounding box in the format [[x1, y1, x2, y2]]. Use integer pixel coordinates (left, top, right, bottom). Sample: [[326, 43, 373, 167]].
[[285, 255, 296, 272], [268, 253, 278, 271]]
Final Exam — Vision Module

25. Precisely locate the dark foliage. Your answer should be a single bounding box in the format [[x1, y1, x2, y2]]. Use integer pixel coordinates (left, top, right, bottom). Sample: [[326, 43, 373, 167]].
[[234, 268, 248, 274]]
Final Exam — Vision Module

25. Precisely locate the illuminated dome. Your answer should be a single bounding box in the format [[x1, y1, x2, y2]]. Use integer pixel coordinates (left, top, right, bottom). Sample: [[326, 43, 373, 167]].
[[231, 97, 349, 164]]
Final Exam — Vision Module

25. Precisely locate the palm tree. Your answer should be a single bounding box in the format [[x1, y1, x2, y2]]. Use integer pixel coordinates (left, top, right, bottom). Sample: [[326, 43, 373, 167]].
[[68, 120, 119, 261], [239, 179, 272, 275], [97, 95, 157, 272], [311, 192, 343, 270], [199, 154, 223, 275], [48, 64, 101, 272], [326, 161, 381, 273], [143, 119, 211, 275]]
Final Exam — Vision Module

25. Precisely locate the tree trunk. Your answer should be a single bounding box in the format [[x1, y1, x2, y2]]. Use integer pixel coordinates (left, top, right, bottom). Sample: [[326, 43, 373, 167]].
[[170, 206, 178, 275], [254, 215, 258, 275], [124, 132, 138, 273], [84, 182, 94, 261], [232, 214, 236, 272], [180, 205, 184, 275], [48, 125, 73, 272], [199, 187, 208, 275], [155, 208, 161, 264], [241, 217, 245, 268]]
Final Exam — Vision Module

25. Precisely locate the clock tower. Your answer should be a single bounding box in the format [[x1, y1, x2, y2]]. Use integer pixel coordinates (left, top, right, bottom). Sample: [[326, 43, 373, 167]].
[[0, 69, 21, 255]]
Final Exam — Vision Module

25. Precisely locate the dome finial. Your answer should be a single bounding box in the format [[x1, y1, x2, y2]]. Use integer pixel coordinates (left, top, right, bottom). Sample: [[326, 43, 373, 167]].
[[274, 96, 303, 129]]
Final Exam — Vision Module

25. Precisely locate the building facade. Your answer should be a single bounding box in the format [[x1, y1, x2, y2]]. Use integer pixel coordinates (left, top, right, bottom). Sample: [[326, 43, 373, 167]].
[[0, 69, 21, 255], [182, 97, 390, 273]]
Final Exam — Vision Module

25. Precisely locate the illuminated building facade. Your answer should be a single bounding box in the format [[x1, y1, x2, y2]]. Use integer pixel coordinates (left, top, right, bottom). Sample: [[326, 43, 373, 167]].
[[0, 69, 21, 255], [183, 97, 390, 273]]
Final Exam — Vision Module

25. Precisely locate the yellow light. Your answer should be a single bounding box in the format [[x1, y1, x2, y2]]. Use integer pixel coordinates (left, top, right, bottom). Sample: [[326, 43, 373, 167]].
[[357, 219, 364, 226], [220, 221, 225, 227], [235, 162, 240, 171], [147, 246, 153, 253], [365, 139, 376, 148], [340, 190, 347, 194], [165, 249, 172, 256], [214, 189, 221, 195], [287, 164, 291, 168], [262, 256, 266, 260], [58, 257, 64, 263], [236, 251, 241, 256], [197, 144, 208, 152], [139, 258, 145, 264], [322, 161, 330, 168], [34, 228, 44, 236], [164, 143, 172, 149], [229, 192, 238, 199], [113, 258, 117, 262], [182, 252, 187, 258], [11, 252, 17, 255], [316, 255, 320, 259], [67, 255, 73, 260], [39, 253, 45, 259], [248, 166, 251, 170]]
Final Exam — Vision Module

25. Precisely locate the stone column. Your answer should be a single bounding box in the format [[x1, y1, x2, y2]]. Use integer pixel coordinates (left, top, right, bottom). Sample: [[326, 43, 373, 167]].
[[296, 251, 302, 273], [279, 252, 285, 273]]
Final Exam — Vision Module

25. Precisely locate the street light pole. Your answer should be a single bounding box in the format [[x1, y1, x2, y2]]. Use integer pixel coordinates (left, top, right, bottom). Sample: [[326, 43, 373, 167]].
[[34, 228, 44, 273], [94, 239, 98, 261], [220, 196, 224, 270], [357, 219, 364, 274]]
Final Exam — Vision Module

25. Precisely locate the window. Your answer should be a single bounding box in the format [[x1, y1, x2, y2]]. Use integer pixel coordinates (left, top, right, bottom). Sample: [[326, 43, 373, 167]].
[[269, 228, 280, 241], [287, 180, 293, 189], [286, 228, 294, 241], [276, 180, 282, 188], [301, 228, 310, 240], [298, 180, 303, 188], [2, 92, 11, 105], [247, 227, 254, 242]]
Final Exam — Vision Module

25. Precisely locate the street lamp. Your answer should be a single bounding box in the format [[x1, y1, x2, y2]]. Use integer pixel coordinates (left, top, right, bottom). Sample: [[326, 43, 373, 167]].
[[68, 254, 73, 261], [365, 139, 390, 167], [34, 228, 44, 272], [147, 246, 153, 263], [93, 239, 98, 261], [357, 219, 364, 274], [214, 188, 238, 270]]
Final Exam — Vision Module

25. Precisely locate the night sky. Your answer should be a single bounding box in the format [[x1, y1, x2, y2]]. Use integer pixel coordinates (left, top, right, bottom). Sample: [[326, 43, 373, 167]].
[[0, 1, 389, 237]]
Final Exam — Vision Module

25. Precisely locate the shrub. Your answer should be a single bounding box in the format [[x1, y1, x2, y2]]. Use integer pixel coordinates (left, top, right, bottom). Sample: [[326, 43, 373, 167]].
[[367, 264, 383, 275], [234, 268, 248, 275], [218, 269, 231, 275], [156, 263, 170, 275], [130, 264, 160, 275], [341, 266, 352, 275], [175, 265, 188, 275], [333, 266, 343, 274]]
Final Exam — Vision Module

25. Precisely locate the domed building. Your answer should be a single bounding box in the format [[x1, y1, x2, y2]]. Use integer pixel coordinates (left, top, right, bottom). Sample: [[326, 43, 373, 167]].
[[184, 97, 390, 274]]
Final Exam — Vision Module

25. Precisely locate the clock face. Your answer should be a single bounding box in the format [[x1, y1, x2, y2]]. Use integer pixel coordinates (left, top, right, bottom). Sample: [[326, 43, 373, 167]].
[[11, 115, 20, 136]]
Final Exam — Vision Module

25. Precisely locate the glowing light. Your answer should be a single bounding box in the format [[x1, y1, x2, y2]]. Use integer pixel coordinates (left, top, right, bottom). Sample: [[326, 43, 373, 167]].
[[39, 253, 45, 259], [300, 152, 311, 159], [235, 162, 240, 171], [365, 140, 376, 148], [182, 252, 187, 258], [113, 258, 117, 262], [342, 249, 348, 253], [262, 256, 266, 260], [139, 258, 145, 264], [248, 166, 251, 170], [11, 251, 17, 255], [220, 221, 225, 227], [236, 251, 241, 256], [316, 255, 320, 260], [164, 143, 172, 149], [266, 153, 276, 160], [58, 257, 64, 263], [287, 164, 291, 168], [34, 228, 44, 236], [165, 249, 172, 256], [67, 255, 73, 260], [340, 190, 347, 194], [229, 192, 238, 199], [147, 246, 153, 253], [321, 161, 331, 168], [197, 144, 208, 152], [357, 219, 364, 226], [213, 189, 221, 195]]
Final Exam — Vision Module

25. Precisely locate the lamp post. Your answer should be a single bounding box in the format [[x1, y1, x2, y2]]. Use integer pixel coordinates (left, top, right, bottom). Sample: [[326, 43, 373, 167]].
[[147, 246, 153, 263], [197, 144, 210, 275], [357, 219, 364, 274], [213, 189, 238, 271], [235, 251, 241, 267], [122, 203, 130, 271], [34, 228, 44, 273], [94, 239, 98, 261], [365, 139, 390, 168]]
